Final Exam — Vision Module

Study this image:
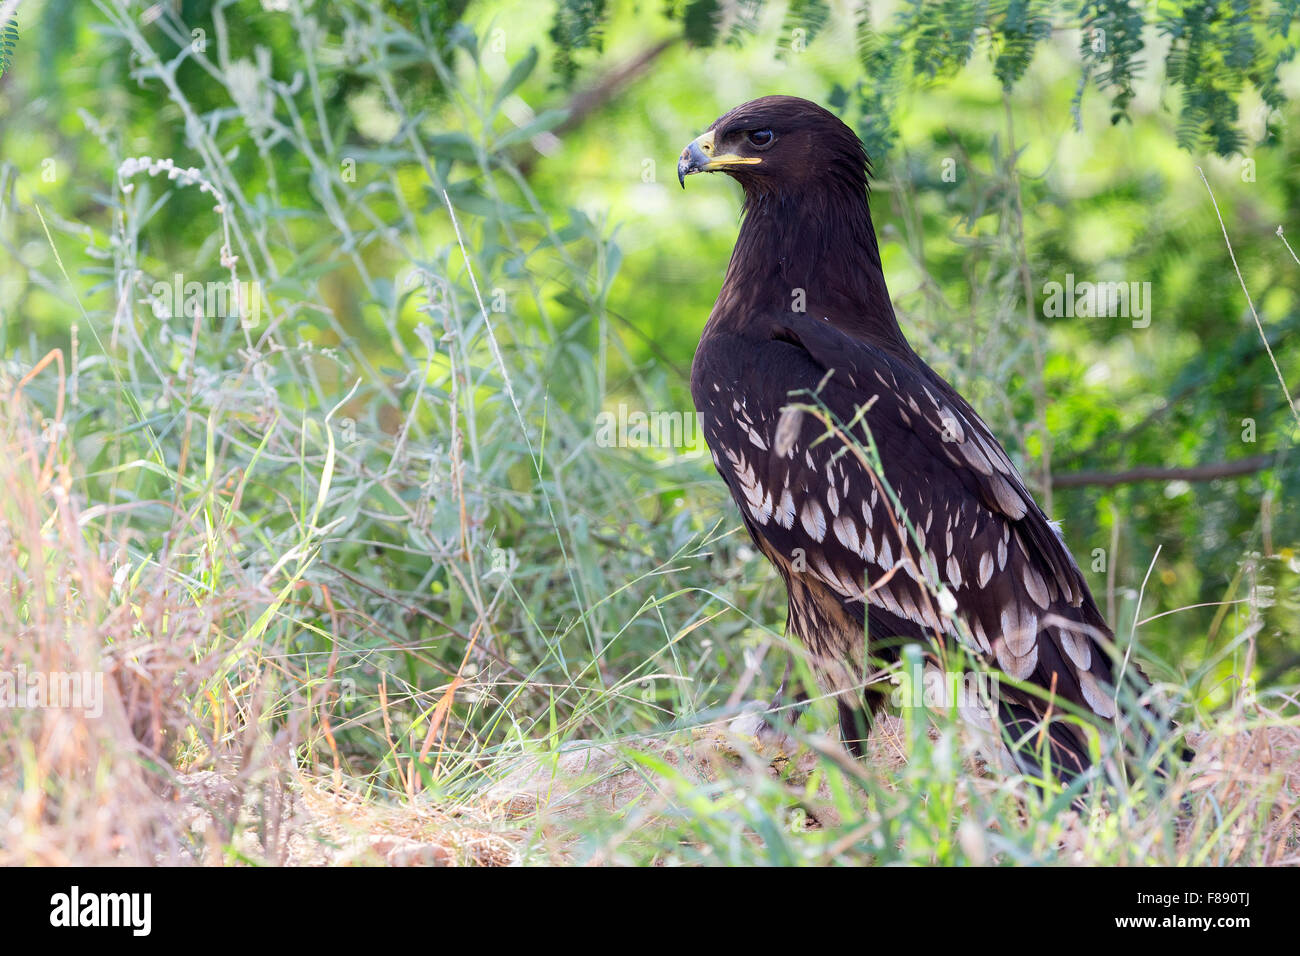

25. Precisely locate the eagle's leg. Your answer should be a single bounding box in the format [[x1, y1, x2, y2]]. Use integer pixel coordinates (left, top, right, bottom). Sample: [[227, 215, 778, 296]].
[[756, 658, 809, 743], [838, 682, 891, 758], [836, 627, 902, 758], [725, 660, 807, 754], [838, 703, 871, 757]]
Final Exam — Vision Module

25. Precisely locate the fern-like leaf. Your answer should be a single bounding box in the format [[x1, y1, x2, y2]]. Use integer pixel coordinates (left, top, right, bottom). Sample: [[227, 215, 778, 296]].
[[0, 13, 18, 80]]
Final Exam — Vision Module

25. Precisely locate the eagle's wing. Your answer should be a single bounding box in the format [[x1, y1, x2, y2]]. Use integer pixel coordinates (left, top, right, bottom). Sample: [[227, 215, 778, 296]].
[[691, 313, 1124, 752]]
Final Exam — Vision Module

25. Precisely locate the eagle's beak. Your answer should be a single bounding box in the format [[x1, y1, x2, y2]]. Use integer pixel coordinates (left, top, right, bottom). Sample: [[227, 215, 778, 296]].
[[677, 129, 761, 187]]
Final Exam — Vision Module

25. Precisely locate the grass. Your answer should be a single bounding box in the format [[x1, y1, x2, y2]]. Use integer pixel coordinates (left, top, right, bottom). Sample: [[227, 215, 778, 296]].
[[0, 0, 1297, 866]]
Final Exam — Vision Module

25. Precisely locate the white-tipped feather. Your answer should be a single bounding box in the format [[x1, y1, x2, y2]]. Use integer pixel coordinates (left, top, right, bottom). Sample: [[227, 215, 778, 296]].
[[832, 514, 861, 554], [1000, 606, 1039, 657], [946, 554, 963, 590], [996, 639, 1039, 680], [1060, 630, 1092, 670], [1078, 670, 1116, 718], [1022, 563, 1051, 609], [775, 488, 796, 528], [799, 499, 827, 542]]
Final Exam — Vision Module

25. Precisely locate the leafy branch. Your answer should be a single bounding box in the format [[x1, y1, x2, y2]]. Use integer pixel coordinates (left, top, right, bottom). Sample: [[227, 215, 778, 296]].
[[0, 10, 17, 80], [546, 0, 1299, 159]]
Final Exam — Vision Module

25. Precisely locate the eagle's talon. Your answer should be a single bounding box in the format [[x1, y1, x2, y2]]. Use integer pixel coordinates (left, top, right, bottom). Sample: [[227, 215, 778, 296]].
[[725, 703, 796, 759]]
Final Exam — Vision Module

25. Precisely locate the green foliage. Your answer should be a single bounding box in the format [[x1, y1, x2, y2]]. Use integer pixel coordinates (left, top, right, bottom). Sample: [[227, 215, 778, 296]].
[[0, 12, 16, 79], [678, 0, 722, 47], [545, 0, 1298, 158], [1158, 0, 1295, 154], [3, 0, 737, 800], [843, 2, 899, 161], [776, 0, 830, 56], [548, 0, 607, 83], [1075, 0, 1146, 127], [991, 0, 1055, 89]]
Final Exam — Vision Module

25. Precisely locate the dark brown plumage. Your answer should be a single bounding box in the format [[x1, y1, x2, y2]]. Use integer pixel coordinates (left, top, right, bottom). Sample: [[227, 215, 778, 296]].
[[679, 95, 1158, 783]]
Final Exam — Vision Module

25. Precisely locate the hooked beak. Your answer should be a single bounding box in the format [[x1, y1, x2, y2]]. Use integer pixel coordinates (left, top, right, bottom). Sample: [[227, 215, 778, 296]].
[[677, 129, 762, 187]]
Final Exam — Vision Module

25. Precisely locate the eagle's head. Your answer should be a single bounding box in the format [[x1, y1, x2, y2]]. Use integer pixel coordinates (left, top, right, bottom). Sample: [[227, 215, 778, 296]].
[[676, 95, 869, 198]]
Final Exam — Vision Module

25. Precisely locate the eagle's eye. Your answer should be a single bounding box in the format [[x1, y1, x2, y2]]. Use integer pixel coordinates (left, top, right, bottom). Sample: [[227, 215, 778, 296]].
[[746, 129, 774, 148]]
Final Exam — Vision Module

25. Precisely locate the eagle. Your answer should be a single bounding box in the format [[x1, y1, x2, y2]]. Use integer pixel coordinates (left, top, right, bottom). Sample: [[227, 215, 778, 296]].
[[678, 95, 1158, 784]]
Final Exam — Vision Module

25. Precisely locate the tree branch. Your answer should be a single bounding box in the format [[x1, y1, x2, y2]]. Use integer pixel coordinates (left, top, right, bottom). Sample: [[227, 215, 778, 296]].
[[1051, 455, 1276, 489], [517, 37, 679, 176]]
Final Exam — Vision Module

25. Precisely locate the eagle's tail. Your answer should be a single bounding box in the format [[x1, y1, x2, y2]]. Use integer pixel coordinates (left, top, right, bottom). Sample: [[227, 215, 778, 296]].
[[992, 679, 1190, 790], [995, 698, 1093, 785], [832, 662, 1189, 789]]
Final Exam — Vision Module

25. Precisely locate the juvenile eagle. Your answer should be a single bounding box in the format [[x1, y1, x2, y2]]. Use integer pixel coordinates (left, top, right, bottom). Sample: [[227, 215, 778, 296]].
[[679, 96, 1154, 783]]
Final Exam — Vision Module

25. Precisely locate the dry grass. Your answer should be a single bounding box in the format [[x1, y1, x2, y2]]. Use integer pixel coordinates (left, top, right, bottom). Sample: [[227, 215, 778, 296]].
[[0, 360, 290, 865], [1, 360, 184, 864], [3, 357, 1297, 867], [1182, 713, 1300, 865]]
